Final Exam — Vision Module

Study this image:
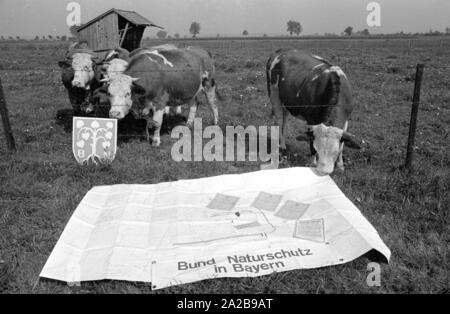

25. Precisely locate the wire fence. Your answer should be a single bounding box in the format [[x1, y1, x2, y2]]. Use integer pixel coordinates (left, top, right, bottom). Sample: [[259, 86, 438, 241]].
[[1, 38, 449, 168]]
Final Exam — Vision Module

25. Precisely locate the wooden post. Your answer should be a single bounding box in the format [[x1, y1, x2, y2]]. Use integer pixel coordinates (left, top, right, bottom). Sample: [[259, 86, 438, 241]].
[[404, 64, 424, 171], [0, 76, 16, 152], [119, 22, 130, 47]]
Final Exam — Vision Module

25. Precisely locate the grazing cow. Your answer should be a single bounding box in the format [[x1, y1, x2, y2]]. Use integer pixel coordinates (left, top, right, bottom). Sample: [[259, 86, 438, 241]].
[[58, 41, 101, 115], [266, 49, 363, 175], [95, 45, 219, 146], [100, 45, 179, 82]]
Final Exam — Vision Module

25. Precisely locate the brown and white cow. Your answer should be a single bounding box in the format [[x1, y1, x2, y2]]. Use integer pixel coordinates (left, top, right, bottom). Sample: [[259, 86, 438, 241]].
[[58, 41, 102, 115], [95, 45, 220, 146], [266, 49, 364, 175]]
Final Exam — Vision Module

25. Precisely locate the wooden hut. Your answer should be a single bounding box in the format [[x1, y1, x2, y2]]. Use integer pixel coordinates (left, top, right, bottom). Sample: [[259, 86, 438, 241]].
[[75, 8, 163, 52]]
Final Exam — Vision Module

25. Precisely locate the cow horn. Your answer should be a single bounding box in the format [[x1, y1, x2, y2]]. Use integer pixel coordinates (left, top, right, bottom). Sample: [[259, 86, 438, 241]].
[[131, 77, 140, 82], [341, 131, 364, 149]]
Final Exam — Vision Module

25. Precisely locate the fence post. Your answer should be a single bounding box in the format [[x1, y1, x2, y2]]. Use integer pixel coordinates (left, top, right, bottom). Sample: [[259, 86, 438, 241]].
[[0, 76, 16, 152], [404, 64, 424, 171]]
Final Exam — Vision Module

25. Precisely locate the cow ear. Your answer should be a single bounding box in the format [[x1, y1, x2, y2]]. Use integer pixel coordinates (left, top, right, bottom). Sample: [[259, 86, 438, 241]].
[[341, 131, 363, 149], [58, 60, 71, 69], [296, 128, 314, 142], [132, 83, 146, 97], [92, 86, 108, 101]]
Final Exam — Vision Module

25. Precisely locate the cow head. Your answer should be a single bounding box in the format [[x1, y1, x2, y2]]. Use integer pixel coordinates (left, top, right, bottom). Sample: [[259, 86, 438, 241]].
[[296, 124, 362, 175], [101, 58, 129, 82], [70, 52, 96, 89], [96, 74, 145, 119]]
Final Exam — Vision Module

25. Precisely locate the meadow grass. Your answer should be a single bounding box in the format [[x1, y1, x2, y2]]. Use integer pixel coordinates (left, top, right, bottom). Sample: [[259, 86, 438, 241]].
[[0, 38, 448, 293]]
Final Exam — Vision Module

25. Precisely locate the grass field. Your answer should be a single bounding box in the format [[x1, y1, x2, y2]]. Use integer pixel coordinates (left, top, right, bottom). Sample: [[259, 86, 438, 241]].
[[0, 37, 449, 294]]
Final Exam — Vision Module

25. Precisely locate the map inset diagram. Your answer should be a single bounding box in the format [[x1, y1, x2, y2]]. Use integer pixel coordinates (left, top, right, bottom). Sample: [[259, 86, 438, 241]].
[[173, 192, 326, 246], [252, 192, 283, 212], [207, 193, 240, 211]]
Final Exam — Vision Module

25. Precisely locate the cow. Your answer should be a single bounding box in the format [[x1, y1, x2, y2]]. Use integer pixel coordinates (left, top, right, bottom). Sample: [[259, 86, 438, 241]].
[[266, 49, 364, 175], [94, 45, 220, 147], [58, 41, 102, 115]]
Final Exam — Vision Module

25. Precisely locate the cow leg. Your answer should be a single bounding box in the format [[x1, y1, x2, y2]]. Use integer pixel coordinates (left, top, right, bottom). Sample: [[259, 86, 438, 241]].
[[169, 106, 182, 116], [203, 87, 219, 125], [336, 120, 348, 171], [269, 78, 286, 151], [151, 108, 165, 147], [336, 143, 345, 172], [186, 98, 198, 128], [311, 154, 318, 167]]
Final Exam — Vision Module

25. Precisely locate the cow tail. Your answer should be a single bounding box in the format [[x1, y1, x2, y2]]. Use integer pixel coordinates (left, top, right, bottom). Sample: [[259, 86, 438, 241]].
[[209, 60, 226, 101], [212, 78, 226, 101]]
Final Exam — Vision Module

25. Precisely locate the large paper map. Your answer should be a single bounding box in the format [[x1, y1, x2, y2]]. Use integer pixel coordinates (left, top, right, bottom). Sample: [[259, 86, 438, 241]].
[[40, 167, 390, 289]]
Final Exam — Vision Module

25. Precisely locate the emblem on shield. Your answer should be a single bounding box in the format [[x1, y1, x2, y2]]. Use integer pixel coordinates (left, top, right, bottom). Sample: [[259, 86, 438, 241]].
[[72, 117, 117, 165]]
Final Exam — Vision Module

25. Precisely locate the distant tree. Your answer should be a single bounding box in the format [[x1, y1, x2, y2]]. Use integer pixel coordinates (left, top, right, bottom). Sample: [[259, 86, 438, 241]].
[[242, 30, 249, 36], [56, 35, 60, 41], [34, 35, 39, 40], [168, 35, 172, 39], [48, 35, 53, 40], [42, 35, 46, 40], [344, 26, 353, 36], [16, 36, 20, 41], [287, 20, 302, 36], [0, 36, 4, 41], [61, 35, 67, 41], [189, 22, 201, 38], [8, 36, 14, 40], [174, 33, 180, 39], [156, 30, 168, 39], [263, 34, 268, 37], [361, 29, 370, 36], [216, 34, 220, 38], [445, 27, 450, 35]]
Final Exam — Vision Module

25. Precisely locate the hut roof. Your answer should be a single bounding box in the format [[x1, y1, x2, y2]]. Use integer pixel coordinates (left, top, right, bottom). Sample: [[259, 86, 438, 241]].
[[76, 8, 163, 31]]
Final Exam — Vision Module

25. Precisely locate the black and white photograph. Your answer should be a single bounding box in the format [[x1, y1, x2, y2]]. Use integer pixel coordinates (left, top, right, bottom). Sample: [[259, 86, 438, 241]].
[[0, 0, 448, 298]]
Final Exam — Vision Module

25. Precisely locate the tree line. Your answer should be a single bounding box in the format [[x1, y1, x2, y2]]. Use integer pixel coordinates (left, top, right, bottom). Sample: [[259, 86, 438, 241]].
[[152, 20, 450, 39], [1, 21, 450, 41]]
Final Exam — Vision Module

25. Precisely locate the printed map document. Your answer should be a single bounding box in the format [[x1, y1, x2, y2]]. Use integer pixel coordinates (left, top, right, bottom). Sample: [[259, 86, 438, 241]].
[[40, 167, 391, 290]]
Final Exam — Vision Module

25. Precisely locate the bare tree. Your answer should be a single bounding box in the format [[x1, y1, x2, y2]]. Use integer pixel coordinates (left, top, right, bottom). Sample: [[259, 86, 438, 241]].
[[243, 30, 249, 36], [189, 22, 201, 38], [287, 20, 302, 36]]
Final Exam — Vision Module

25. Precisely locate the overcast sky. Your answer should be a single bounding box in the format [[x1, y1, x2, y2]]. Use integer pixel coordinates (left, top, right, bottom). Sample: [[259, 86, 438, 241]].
[[0, 0, 449, 38]]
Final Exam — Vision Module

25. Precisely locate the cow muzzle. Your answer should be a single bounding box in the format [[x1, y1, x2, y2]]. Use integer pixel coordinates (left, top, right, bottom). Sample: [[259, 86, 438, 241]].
[[72, 80, 89, 89], [109, 110, 125, 119], [315, 159, 335, 176]]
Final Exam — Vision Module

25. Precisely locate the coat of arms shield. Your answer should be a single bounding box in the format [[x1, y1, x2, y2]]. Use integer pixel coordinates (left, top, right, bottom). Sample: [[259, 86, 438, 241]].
[[72, 117, 117, 165]]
